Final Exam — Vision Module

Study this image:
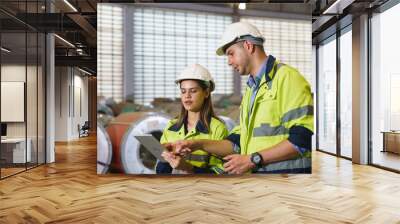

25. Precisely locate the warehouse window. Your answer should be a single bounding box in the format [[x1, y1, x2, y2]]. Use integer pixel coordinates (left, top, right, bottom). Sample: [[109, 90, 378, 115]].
[[132, 7, 233, 105], [240, 17, 312, 94], [339, 28, 352, 158], [317, 36, 337, 155], [371, 3, 400, 171], [98, 4, 124, 102]]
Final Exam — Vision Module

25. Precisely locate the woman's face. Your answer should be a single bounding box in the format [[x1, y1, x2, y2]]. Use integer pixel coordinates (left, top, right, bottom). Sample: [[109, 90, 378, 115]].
[[180, 80, 209, 112]]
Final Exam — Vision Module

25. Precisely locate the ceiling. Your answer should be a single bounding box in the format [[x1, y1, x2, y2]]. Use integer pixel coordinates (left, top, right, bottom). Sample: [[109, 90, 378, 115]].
[[311, 0, 389, 44], [1, 0, 318, 75], [1, 0, 98, 74], [1, 0, 391, 75]]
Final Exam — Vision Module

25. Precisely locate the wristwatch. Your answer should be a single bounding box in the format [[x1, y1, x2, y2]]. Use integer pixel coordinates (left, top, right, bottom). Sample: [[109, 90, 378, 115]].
[[250, 152, 263, 168]]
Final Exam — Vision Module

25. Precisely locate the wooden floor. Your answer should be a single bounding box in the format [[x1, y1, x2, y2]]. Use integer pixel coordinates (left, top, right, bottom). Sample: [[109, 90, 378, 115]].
[[372, 150, 400, 171], [1, 135, 400, 223], [1, 163, 44, 178], [1, 167, 26, 178]]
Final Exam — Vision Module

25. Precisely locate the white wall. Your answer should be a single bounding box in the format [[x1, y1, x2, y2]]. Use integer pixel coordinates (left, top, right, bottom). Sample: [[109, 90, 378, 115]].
[[71, 73, 89, 138], [55, 67, 69, 141], [1, 65, 29, 137], [1, 63, 46, 164], [55, 67, 89, 141]]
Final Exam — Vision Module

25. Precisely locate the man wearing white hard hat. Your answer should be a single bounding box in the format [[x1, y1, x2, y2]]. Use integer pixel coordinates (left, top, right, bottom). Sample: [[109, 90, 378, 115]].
[[171, 22, 314, 174]]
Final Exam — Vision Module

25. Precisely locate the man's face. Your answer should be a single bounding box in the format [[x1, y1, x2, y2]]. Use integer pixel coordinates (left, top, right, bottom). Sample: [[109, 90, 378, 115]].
[[225, 42, 251, 76]]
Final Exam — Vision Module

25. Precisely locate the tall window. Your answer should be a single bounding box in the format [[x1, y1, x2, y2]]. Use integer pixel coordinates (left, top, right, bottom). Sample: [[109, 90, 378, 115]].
[[132, 7, 233, 105], [339, 28, 352, 158], [317, 36, 337, 154], [371, 3, 400, 171], [98, 4, 124, 102], [240, 17, 312, 93]]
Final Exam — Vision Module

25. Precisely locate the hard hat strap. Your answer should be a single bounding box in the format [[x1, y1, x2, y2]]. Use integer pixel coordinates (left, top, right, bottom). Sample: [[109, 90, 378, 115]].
[[235, 35, 264, 46]]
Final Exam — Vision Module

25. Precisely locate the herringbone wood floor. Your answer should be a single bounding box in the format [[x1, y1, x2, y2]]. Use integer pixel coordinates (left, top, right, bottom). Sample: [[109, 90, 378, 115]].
[[1, 135, 400, 223]]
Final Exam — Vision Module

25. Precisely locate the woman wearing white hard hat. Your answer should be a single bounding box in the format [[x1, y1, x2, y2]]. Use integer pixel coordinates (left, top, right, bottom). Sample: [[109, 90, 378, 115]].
[[156, 64, 228, 174], [171, 22, 314, 174]]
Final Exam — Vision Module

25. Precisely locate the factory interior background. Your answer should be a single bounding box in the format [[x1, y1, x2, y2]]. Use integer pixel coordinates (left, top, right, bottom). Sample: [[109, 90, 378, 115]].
[[1, 1, 400, 223], [96, 3, 314, 175]]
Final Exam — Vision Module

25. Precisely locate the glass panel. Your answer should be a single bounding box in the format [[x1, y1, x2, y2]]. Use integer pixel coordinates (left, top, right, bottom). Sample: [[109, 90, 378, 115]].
[[339, 29, 352, 158], [1, 30, 28, 177], [317, 37, 337, 154], [0, 1, 46, 179], [312, 45, 317, 150], [371, 4, 400, 171]]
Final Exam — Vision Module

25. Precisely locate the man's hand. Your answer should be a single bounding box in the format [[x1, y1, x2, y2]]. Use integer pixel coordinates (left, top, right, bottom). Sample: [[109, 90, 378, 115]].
[[162, 143, 174, 152], [161, 151, 193, 172], [223, 154, 255, 174]]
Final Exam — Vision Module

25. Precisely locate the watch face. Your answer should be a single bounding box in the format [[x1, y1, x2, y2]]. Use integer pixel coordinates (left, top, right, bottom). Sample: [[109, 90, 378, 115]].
[[253, 154, 261, 164]]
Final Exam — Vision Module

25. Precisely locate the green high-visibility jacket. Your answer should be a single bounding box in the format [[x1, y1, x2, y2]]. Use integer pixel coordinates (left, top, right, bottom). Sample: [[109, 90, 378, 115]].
[[228, 56, 314, 172], [160, 116, 228, 173]]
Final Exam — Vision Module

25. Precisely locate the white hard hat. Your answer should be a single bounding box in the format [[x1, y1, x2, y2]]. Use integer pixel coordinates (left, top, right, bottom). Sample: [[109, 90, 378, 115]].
[[175, 64, 215, 91], [216, 21, 265, 56]]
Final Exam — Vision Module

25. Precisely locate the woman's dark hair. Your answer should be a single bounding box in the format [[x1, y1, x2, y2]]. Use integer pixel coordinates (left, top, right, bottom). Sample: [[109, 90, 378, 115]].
[[176, 79, 220, 131]]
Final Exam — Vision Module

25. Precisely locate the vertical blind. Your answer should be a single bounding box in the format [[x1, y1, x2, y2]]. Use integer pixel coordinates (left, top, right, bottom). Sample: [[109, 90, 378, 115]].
[[240, 17, 312, 93], [132, 7, 233, 105], [97, 4, 124, 102]]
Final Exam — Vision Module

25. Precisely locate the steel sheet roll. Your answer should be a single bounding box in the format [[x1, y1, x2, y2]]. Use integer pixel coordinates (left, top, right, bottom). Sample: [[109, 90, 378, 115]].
[[97, 124, 112, 174], [120, 113, 171, 174], [106, 112, 171, 174]]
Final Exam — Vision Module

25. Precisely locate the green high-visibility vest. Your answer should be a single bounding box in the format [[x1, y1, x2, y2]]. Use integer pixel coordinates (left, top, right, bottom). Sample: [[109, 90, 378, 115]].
[[230, 59, 313, 171], [160, 117, 228, 173]]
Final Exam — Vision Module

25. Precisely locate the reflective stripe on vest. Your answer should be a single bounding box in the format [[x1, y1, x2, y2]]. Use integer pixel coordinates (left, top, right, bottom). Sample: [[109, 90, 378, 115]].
[[281, 105, 313, 124], [253, 123, 289, 137], [185, 154, 210, 163], [255, 157, 311, 173], [253, 105, 313, 137]]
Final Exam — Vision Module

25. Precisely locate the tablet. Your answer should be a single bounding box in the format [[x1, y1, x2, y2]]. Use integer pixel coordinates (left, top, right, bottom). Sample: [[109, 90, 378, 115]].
[[134, 135, 167, 162]]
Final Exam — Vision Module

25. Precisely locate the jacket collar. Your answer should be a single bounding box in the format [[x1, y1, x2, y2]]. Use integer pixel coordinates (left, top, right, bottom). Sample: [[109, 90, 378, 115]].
[[246, 55, 276, 88], [168, 115, 212, 134], [263, 55, 276, 83], [247, 57, 268, 88]]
